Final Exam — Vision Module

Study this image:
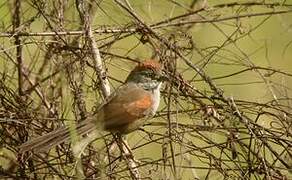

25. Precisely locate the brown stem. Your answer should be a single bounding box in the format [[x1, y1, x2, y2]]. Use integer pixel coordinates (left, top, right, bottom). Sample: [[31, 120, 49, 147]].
[[13, 0, 23, 96]]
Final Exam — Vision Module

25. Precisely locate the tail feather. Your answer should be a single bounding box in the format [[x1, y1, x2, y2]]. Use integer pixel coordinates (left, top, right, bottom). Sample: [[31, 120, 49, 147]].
[[19, 119, 99, 153]]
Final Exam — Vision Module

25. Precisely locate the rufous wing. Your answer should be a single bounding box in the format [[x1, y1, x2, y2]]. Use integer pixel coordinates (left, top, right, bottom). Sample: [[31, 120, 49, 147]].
[[101, 83, 153, 133]]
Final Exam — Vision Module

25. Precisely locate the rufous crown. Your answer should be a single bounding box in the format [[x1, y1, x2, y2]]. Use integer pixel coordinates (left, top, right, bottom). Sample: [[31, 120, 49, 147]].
[[134, 59, 162, 72]]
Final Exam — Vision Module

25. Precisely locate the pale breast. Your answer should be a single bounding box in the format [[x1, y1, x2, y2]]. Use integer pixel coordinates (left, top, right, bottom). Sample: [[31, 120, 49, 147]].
[[149, 82, 161, 116]]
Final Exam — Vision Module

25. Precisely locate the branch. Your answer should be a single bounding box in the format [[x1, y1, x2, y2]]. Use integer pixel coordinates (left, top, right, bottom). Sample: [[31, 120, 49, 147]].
[[13, 0, 23, 96]]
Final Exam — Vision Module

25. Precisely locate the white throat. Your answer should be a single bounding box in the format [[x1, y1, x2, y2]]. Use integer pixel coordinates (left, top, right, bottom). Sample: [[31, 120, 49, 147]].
[[150, 82, 162, 114]]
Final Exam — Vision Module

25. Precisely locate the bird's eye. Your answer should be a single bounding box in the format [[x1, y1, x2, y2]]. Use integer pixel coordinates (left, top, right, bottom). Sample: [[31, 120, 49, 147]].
[[141, 69, 159, 80], [149, 71, 157, 78]]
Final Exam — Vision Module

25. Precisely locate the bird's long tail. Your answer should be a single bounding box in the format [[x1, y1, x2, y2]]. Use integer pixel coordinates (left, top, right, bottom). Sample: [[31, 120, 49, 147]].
[[19, 119, 98, 153]]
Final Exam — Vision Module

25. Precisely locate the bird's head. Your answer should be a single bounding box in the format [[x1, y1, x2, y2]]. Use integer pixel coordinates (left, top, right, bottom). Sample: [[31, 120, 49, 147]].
[[126, 60, 166, 90]]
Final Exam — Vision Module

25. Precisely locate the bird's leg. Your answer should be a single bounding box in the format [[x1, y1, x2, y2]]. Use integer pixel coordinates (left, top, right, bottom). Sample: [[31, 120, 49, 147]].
[[114, 134, 141, 179], [116, 134, 141, 164], [119, 135, 133, 158]]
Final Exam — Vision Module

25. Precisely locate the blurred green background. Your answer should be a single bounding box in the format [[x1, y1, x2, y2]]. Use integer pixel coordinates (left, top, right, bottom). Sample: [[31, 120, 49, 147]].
[[0, 0, 292, 179]]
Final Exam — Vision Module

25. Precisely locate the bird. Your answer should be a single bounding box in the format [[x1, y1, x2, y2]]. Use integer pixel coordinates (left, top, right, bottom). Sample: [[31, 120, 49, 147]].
[[19, 59, 166, 154]]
